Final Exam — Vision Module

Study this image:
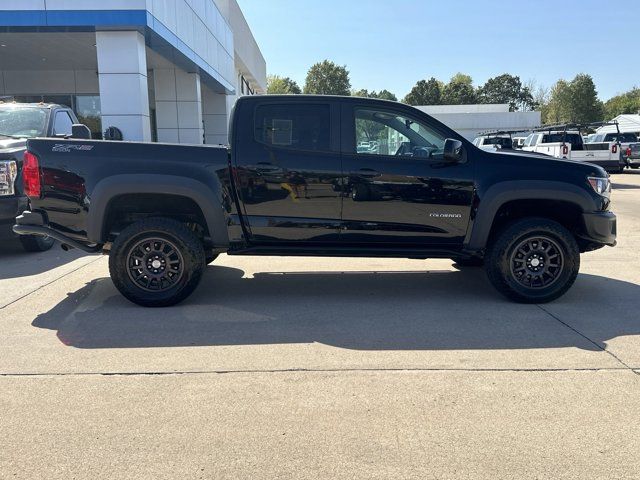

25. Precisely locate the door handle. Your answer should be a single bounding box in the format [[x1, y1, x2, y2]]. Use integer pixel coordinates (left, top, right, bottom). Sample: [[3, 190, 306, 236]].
[[352, 168, 380, 178]]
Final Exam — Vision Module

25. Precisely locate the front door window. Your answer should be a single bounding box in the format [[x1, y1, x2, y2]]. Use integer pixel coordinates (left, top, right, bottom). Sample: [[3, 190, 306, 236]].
[[355, 109, 446, 159]]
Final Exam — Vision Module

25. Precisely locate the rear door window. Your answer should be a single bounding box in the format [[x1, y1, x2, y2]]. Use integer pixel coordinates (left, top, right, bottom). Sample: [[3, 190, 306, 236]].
[[254, 104, 331, 152]]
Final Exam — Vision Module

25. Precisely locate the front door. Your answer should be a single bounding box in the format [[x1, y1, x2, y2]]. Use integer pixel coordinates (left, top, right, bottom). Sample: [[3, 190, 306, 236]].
[[340, 104, 475, 246], [233, 101, 343, 242]]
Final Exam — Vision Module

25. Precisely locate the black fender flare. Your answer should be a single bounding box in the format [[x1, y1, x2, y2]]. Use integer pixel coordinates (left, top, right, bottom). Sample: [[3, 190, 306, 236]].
[[464, 180, 595, 251], [87, 174, 230, 247]]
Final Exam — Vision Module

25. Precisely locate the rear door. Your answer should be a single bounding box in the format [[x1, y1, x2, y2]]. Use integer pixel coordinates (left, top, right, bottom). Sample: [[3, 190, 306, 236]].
[[339, 102, 475, 246], [232, 99, 343, 243]]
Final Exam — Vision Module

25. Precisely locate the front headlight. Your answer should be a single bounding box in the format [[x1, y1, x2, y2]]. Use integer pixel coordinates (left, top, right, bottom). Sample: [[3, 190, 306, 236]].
[[588, 176, 611, 197], [0, 160, 18, 196]]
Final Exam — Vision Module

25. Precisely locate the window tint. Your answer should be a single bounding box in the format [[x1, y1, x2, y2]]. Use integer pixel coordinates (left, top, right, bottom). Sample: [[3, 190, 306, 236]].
[[53, 111, 73, 136], [254, 104, 330, 151], [605, 132, 638, 142], [524, 134, 534, 147], [542, 133, 582, 147], [484, 137, 513, 148], [354, 108, 445, 157]]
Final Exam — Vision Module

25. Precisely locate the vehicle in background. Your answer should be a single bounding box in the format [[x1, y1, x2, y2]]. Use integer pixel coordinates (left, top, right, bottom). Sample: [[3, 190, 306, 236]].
[[627, 143, 640, 169], [587, 131, 638, 166], [472, 134, 514, 151], [14, 95, 616, 307], [522, 123, 626, 173], [473, 129, 535, 152], [0, 102, 91, 252], [512, 136, 527, 149]]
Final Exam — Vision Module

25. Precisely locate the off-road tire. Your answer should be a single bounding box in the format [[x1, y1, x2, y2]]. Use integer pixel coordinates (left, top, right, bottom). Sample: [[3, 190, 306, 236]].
[[19, 235, 54, 252], [485, 217, 580, 303], [206, 253, 219, 264], [109, 217, 205, 307]]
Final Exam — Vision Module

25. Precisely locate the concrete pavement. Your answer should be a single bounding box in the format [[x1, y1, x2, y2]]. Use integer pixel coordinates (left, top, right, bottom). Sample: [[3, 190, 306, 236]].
[[1, 172, 639, 479]]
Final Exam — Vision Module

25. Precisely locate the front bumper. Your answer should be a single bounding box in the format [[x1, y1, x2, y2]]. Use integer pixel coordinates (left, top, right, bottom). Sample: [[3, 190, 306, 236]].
[[13, 210, 103, 253], [582, 211, 617, 246]]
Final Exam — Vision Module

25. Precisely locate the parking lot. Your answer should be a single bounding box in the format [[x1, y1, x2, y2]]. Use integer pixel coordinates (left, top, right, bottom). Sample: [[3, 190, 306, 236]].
[[1, 172, 639, 479]]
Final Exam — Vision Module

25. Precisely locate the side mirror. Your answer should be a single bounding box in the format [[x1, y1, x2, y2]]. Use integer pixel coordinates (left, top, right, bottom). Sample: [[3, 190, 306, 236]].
[[71, 124, 92, 140], [443, 138, 464, 162]]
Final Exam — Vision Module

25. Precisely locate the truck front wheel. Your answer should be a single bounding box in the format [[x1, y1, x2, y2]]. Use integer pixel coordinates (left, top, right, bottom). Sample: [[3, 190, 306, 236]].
[[109, 217, 205, 307], [485, 218, 580, 303]]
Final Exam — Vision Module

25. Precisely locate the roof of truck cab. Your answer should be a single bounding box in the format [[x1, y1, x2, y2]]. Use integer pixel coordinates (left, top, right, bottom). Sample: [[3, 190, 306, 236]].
[[237, 94, 402, 106]]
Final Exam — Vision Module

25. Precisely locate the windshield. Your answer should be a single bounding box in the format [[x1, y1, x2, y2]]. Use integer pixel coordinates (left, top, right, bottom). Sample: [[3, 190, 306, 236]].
[[0, 107, 48, 138], [484, 137, 513, 148], [605, 133, 638, 143], [543, 133, 582, 147]]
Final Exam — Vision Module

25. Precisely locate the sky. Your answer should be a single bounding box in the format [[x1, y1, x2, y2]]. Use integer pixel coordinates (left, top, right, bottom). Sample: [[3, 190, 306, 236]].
[[236, 0, 639, 101]]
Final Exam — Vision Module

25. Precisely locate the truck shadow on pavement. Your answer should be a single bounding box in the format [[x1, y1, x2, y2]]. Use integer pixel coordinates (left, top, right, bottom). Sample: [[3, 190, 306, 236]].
[[31, 265, 640, 352], [0, 239, 89, 280]]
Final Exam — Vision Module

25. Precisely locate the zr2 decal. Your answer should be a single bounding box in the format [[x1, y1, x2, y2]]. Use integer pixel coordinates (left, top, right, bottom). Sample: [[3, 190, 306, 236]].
[[52, 144, 95, 153]]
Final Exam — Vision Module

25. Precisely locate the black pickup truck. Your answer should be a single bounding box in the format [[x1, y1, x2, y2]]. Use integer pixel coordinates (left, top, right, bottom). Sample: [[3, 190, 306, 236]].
[[14, 95, 616, 306], [0, 102, 91, 251]]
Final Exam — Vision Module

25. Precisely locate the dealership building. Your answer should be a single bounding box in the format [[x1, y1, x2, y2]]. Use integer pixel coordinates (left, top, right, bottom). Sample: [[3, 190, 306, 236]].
[[0, 0, 266, 144]]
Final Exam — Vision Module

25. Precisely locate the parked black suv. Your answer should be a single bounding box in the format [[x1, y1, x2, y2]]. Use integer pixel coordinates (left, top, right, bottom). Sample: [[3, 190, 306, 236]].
[[14, 95, 616, 306]]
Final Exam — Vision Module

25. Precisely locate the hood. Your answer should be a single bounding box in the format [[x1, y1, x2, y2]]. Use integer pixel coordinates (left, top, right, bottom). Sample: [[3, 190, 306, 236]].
[[491, 149, 609, 178]]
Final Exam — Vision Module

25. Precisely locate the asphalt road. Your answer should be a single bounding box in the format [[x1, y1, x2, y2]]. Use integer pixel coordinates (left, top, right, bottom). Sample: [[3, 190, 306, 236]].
[[1, 172, 639, 479]]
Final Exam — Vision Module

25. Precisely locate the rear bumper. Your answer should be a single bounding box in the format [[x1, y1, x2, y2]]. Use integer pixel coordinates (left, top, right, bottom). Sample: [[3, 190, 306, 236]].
[[582, 211, 617, 247], [13, 211, 103, 253], [587, 159, 624, 171], [627, 156, 640, 166]]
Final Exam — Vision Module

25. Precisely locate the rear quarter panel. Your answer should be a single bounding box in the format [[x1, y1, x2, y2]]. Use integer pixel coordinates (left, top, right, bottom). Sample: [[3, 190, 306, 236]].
[[26, 139, 233, 244]]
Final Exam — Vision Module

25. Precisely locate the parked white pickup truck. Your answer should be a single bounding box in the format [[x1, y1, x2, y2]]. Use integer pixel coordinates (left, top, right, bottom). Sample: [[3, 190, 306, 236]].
[[522, 128, 625, 173], [588, 131, 638, 166]]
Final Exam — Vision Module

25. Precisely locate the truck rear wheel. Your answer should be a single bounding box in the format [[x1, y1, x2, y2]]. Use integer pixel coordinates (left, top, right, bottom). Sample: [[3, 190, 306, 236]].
[[109, 217, 205, 307], [485, 218, 580, 303]]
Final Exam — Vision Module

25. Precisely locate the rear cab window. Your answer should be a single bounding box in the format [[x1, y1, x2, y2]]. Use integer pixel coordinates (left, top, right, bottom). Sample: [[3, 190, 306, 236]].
[[254, 104, 330, 152]]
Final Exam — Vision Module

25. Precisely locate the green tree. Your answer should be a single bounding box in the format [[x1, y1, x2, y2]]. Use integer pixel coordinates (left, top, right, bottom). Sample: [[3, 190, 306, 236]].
[[544, 74, 604, 124], [303, 60, 351, 95], [267, 75, 301, 94], [375, 89, 398, 101], [478, 73, 535, 111], [545, 80, 572, 124], [402, 77, 443, 105], [352, 89, 398, 101], [569, 74, 604, 124], [604, 87, 640, 119], [442, 73, 477, 104]]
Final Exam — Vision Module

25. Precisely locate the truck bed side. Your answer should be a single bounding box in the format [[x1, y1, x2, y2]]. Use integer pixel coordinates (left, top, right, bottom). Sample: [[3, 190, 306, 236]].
[[25, 139, 235, 247]]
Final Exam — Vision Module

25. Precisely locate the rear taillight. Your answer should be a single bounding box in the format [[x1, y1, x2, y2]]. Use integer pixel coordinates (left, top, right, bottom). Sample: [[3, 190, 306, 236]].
[[22, 151, 41, 198], [612, 144, 618, 154], [562, 144, 569, 156], [626, 147, 632, 157]]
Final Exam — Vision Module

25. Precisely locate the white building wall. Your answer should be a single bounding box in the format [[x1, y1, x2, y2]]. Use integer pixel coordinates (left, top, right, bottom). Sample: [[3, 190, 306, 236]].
[[149, 0, 235, 87], [96, 31, 152, 142], [0, 0, 265, 143], [154, 67, 204, 144]]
